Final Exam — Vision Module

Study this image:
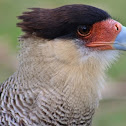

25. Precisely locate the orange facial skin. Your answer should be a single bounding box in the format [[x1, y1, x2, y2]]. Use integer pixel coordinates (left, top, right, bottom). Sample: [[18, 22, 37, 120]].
[[78, 19, 122, 50]]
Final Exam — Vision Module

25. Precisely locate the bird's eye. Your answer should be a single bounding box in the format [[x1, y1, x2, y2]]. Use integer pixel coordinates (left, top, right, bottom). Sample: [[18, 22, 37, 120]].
[[77, 25, 92, 37]]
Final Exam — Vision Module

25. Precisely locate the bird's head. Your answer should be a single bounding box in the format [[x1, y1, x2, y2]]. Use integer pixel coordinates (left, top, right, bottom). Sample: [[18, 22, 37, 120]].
[[17, 4, 126, 65], [17, 5, 126, 106]]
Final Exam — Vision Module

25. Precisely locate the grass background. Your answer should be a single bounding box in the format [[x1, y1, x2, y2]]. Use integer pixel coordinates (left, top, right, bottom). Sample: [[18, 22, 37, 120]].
[[0, 0, 126, 125]]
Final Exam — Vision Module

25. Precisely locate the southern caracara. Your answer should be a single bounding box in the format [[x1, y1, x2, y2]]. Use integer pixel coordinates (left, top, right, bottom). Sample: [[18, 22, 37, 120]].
[[0, 4, 126, 126]]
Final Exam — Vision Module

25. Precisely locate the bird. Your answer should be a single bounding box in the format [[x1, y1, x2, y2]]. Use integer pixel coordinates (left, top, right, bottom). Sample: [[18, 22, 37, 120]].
[[0, 4, 126, 126]]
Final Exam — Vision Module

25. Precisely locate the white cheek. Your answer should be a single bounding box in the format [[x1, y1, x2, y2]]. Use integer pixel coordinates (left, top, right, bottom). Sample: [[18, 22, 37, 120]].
[[96, 50, 119, 68], [78, 45, 119, 69]]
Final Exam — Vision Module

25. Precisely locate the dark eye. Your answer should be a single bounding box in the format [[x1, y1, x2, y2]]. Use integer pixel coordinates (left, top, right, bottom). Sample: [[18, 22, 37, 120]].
[[77, 25, 92, 37]]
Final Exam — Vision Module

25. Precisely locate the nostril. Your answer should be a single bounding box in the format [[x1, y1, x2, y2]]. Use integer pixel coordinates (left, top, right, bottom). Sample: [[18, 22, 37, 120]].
[[115, 22, 122, 32], [115, 24, 119, 31]]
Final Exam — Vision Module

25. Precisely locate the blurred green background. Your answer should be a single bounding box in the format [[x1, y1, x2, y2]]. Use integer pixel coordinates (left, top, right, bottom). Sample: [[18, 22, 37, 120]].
[[0, 0, 126, 126]]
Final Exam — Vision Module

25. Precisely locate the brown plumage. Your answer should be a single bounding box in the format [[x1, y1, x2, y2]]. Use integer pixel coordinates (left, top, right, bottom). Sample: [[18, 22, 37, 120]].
[[0, 4, 126, 126]]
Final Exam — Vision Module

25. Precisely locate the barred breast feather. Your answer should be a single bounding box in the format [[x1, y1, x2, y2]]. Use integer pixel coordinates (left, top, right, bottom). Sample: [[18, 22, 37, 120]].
[[0, 74, 95, 126]]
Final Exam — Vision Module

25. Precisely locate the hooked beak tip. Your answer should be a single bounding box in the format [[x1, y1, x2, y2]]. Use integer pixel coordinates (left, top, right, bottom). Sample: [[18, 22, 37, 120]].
[[114, 26, 126, 51]]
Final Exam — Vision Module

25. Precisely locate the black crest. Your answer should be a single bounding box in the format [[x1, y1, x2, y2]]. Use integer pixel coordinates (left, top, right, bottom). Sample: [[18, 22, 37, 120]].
[[17, 4, 111, 39]]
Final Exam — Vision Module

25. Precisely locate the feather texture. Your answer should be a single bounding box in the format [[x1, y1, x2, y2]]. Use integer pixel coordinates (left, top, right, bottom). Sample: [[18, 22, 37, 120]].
[[0, 36, 118, 125]]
